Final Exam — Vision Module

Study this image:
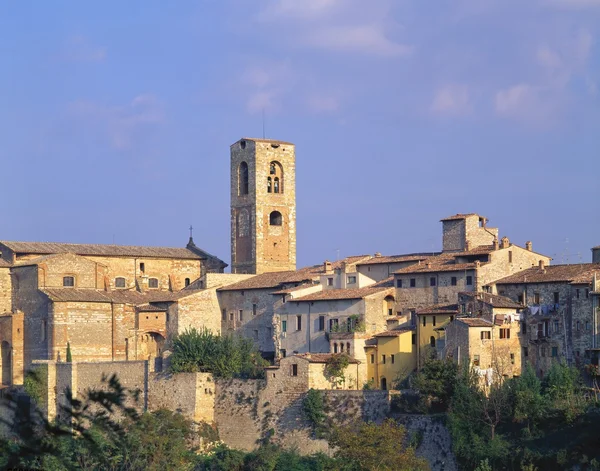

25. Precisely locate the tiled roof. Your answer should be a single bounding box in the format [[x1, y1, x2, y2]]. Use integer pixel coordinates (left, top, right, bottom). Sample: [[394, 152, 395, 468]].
[[219, 255, 373, 292], [236, 137, 294, 146], [457, 318, 493, 327], [136, 303, 167, 312], [416, 304, 459, 315], [394, 253, 483, 274], [41, 288, 180, 304], [272, 283, 316, 294], [293, 353, 360, 364], [593, 246, 600, 250], [374, 326, 415, 337], [459, 292, 524, 309], [494, 264, 600, 285], [458, 245, 496, 256], [293, 286, 393, 302], [0, 240, 203, 260], [440, 213, 480, 221], [357, 253, 439, 266]]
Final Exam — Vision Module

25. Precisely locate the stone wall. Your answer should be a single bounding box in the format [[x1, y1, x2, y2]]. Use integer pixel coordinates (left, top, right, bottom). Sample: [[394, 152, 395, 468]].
[[0, 267, 12, 314]]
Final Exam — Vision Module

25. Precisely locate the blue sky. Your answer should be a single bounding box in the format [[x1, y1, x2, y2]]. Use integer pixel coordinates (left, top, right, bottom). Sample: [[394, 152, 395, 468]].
[[1, 0, 598, 268]]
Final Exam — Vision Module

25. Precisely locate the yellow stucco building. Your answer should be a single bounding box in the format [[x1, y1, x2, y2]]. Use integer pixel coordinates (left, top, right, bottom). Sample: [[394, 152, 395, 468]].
[[365, 327, 416, 390]]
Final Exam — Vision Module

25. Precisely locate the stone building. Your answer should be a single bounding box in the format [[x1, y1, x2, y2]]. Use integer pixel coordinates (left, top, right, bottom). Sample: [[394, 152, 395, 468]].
[[415, 304, 458, 369], [230, 138, 296, 275], [0, 238, 227, 385], [393, 214, 551, 314], [490, 261, 600, 374], [445, 292, 525, 381]]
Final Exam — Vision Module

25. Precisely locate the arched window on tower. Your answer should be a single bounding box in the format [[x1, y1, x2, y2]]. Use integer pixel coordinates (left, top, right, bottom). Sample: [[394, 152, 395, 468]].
[[267, 177, 272, 193], [239, 161, 249, 195], [269, 211, 282, 226], [268, 161, 284, 193]]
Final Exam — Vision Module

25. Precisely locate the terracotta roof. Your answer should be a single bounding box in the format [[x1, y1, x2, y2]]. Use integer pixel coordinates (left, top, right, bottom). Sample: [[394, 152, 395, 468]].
[[456, 318, 493, 327], [235, 137, 294, 146], [218, 255, 373, 292], [293, 286, 393, 302], [41, 288, 179, 304], [459, 292, 524, 309], [457, 245, 496, 256], [593, 246, 600, 250], [0, 240, 203, 260], [357, 253, 438, 266], [494, 264, 600, 285], [272, 283, 316, 294], [440, 213, 480, 221], [394, 253, 483, 274], [293, 353, 360, 364], [137, 303, 167, 312], [374, 326, 415, 337], [416, 304, 459, 315]]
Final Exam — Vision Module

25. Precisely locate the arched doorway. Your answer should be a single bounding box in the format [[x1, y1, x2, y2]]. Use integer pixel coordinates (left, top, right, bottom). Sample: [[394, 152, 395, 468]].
[[430, 336, 436, 348], [1, 341, 11, 385], [380, 377, 387, 390]]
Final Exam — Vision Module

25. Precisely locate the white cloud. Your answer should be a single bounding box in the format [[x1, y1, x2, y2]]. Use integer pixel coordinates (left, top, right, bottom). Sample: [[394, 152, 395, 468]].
[[60, 35, 106, 63], [304, 24, 412, 57], [431, 84, 471, 115], [69, 95, 163, 149], [494, 84, 560, 125]]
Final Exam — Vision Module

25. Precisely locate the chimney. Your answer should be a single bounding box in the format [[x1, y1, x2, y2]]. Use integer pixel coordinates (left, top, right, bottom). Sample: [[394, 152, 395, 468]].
[[324, 260, 332, 273], [475, 260, 481, 268], [539, 259, 545, 269], [500, 236, 510, 249], [493, 238, 499, 251], [525, 241, 532, 251], [426, 262, 432, 268], [374, 252, 382, 257]]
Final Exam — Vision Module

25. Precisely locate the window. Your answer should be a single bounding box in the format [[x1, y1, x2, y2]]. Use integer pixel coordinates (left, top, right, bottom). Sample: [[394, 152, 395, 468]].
[[451, 276, 457, 286], [576, 321, 581, 331], [329, 318, 339, 331], [586, 321, 591, 331], [347, 276, 356, 284], [253, 304, 257, 316], [267, 177, 272, 193], [521, 322, 527, 334], [282, 320, 287, 332], [499, 328, 510, 339], [523, 347, 528, 357], [222, 309, 226, 321], [430, 336, 436, 347], [382, 354, 386, 364], [576, 289, 580, 299], [554, 320, 559, 333], [388, 308, 393, 316], [510, 353, 515, 365], [481, 331, 491, 340], [291, 364, 298, 376], [370, 354, 375, 364], [327, 278, 333, 286], [586, 289, 589, 298], [473, 355, 480, 366], [185, 278, 190, 287], [466, 276, 473, 286], [239, 161, 249, 195], [319, 316, 325, 331], [41, 320, 46, 341], [391, 354, 395, 364], [274, 177, 280, 193], [115, 277, 126, 288], [541, 347, 546, 357], [430, 277, 436, 287], [63, 276, 75, 287], [269, 161, 284, 193], [508, 251, 513, 263], [140, 262, 145, 273], [281, 349, 286, 358], [412, 333, 416, 345], [422, 316, 426, 327], [554, 292, 560, 303], [396, 279, 402, 288], [270, 162, 276, 174], [253, 329, 258, 339], [410, 278, 416, 288], [296, 315, 302, 331], [534, 293, 540, 304], [333, 343, 338, 353], [239, 310, 243, 321], [432, 316, 436, 327], [269, 211, 282, 226], [148, 278, 159, 289], [552, 347, 558, 357], [229, 312, 234, 321], [518, 293, 524, 304]]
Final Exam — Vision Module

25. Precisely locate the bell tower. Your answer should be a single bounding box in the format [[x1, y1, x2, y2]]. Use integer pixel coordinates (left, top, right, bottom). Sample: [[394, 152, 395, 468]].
[[230, 138, 297, 274]]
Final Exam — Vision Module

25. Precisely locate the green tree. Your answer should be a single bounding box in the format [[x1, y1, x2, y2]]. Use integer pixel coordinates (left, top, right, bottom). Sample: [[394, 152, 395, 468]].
[[328, 419, 429, 471], [303, 389, 326, 437], [412, 356, 458, 412], [324, 353, 350, 387]]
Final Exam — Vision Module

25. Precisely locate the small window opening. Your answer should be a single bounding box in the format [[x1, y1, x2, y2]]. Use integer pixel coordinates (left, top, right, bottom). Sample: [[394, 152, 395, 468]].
[[115, 277, 126, 288], [148, 278, 159, 289], [185, 278, 191, 287], [269, 211, 282, 226], [63, 276, 75, 287]]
